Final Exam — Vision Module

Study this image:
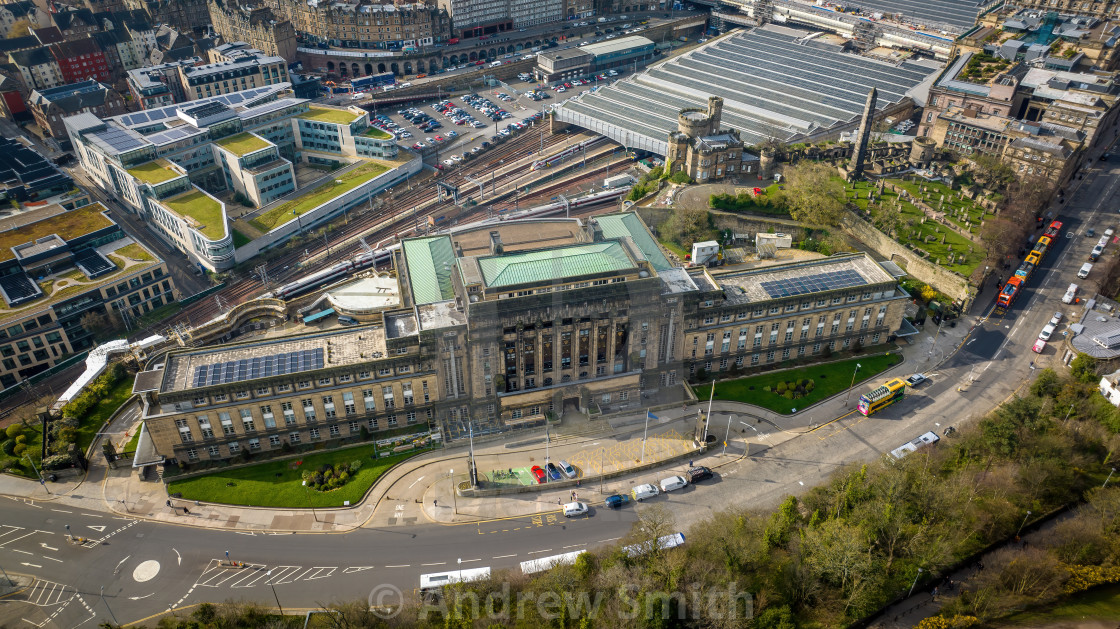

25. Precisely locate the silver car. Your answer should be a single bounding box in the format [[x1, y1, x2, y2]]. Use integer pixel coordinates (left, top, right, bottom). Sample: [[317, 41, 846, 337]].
[[558, 460, 577, 479]]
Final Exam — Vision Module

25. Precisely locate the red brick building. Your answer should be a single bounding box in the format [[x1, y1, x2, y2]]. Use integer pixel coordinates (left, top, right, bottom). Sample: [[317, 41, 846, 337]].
[[49, 37, 109, 84]]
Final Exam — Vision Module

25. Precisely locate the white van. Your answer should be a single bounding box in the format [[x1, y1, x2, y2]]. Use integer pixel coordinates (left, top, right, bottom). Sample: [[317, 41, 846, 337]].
[[597, 16, 608, 22], [631, 483, 659, 501], [563, 501, 588, 517], [659, 475, 688, 492], [1079, 262, 1094, 279], [1062, 282, 1079, 304], [489, 61, 502, 67]]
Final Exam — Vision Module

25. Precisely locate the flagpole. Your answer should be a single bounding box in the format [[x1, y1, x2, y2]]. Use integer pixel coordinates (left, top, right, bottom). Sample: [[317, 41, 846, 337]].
[[641, 410, 650, 463], [701, 381, 714, 448]]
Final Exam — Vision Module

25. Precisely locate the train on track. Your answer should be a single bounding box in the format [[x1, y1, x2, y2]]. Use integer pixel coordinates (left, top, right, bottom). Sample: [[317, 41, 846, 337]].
[[496, 187, 630, 221], [529, 136, 608, 171], [995, 219, 1062, 314], [268, 244, 401, 300]]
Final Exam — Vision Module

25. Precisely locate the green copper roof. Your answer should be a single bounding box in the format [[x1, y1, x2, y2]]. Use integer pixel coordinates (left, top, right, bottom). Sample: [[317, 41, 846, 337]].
[[403, 236, 456, 305], [478, 241, 635, 288], [594, 212, 672, 271]]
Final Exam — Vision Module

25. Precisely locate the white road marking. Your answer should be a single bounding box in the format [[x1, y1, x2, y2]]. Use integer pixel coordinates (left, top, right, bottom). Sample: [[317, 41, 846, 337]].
[[526, 549, 553, 555], [20, 562, 42, 568], [596, 537, 620, 543], [406, 475, 426, 489], [459, 558, 481, 563], [41, 556, 63, 563], [562, 543, 587, 549], [343, 566, 374, 573], [12, 549, 32, 555], [114, 555, 131, 574], [174, 548, 181, 565], [39, 543, 57, 551], [49, 509, 72, 514], [128, 593, 154, 600], [492, 554, 517, 559], [385, 564, 410, 568], [86, 525, 106, 532], [421, 562, 446, 566]]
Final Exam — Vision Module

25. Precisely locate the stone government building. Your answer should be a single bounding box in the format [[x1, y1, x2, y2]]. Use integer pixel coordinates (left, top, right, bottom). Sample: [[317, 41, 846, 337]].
[[134, 213, 909, 466]]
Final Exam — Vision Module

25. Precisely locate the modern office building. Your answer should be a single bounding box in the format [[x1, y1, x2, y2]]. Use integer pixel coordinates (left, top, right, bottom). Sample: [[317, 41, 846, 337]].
[[130, 211, 910, 465], [65, 86, 404, 271], [0, 197, 175, 389], [0, 135, 72, 203]]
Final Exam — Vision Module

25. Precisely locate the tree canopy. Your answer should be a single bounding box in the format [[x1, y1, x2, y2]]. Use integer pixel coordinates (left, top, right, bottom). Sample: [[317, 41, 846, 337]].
[[783, 162, 847, 226]]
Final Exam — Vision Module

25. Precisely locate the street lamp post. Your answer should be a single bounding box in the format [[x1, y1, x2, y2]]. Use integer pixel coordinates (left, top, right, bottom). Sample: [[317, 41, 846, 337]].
[[23, 454, 49, 494], [100, 586, 119, 625], [301, 481, 318, 522], [449, 469, 457, 514], [722, 414, 736, 456], [1104, 468, 1117, 488], [844, 363, 862, 405], [266, 570, 284, 615], [908, 568, 923, 597], [1016, 510, 1032, 537], [65, 524, 71, 541]]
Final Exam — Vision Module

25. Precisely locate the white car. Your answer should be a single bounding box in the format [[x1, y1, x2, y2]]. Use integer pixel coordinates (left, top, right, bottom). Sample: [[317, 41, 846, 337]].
[[659, 475, 688, 492], [563, 501, 588, 517], [1039, 323, 1056, 341], [442, 159, 454, 166], [1062, 283, 1079, 304], [1050, 311, 1063, 326]]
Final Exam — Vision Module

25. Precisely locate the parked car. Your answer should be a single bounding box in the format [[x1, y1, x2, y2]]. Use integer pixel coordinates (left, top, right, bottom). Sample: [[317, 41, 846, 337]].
[[1080, 262, 1094, 278], [563, 501, 588, 517], [659, 475, 688, 492], [558, 460, 577, 478], [546, 462, 562, 481], [1050, 311, 1063, 326], [1039, 323, 1056, 341], [631, 484, 659, 501], [531, 465, 546, 483], [1062, 283, 1079, 304], [905, 373, 928, 387], [1033, 338, 1047, 353], [605, 493, 631, 509], [686, 466, 713, 483]]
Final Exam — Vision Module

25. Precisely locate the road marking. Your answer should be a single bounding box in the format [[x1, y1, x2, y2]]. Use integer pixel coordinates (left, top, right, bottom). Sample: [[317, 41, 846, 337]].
[[87, 525, 106, 532], [128, 593, 154, 600], [174, 548, 181, 565], [39, 543, 57, 551], [406, 475, 426, 489], [460, 558, 481, 563], [385, 564, 410, 568], [421, 562, 446, 566], [114, 555, 131, 574], [20, 562, 42, 568], [343, 566, 375, 573], [50, 509, 72, 514], [527, 549, 552, 555], [597, 537, 620, 543], [41, 556, 63, 563], [492, 554, 517, 559], [13, 549, 32, 555], [562, 543, 587, 549]]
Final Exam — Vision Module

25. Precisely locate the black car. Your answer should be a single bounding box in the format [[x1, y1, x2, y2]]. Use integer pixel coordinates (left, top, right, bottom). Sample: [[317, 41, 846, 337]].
[[481, 141, 490, 148], [686, 466, 713, 483]]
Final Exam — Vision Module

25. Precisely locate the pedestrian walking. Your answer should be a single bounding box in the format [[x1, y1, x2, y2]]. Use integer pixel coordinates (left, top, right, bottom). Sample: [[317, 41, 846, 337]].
[[931, 586, 939, 600], [689, 459, 694, 467], [183, 507, 190, 515], [557, 497, 561, 505], [434, 499, 438, 507]]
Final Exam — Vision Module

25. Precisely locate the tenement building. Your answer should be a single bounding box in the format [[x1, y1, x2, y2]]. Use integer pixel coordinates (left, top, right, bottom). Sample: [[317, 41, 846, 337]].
[[133, 212, 910, 464], [206, 1, 297, 61], [274, 0, 449, 51]]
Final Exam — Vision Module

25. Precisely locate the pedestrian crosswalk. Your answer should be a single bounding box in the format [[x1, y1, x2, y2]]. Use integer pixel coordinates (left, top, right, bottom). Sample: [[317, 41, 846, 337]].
[[21, 579, 73, 606], [194, 560, 340, 589]]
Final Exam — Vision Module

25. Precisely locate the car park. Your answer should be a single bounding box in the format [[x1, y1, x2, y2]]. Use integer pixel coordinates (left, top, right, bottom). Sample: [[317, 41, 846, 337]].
[[563, 501, 588, 517], [531, 465, 546, 483]]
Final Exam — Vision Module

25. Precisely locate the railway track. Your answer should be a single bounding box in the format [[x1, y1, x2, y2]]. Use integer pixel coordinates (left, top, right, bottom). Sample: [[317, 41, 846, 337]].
[[153, 130, 612, 335]]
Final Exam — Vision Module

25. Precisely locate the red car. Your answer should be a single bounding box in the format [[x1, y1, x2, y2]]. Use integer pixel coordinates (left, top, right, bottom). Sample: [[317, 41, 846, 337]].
[[531, 465, 546, 483]]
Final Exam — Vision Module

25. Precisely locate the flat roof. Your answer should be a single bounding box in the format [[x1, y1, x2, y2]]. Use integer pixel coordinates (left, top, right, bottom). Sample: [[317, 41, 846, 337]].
[[402, 236, 456, 305], [214, 132, 270, 156], [127, 158, 182, 185], [714, 253, 896, 304], [476, 241, 636, 288], [325, 275, 401, 313], [297, 105, 362, 125], [0, 203, 114, 263], [160, 326, 407, 393], [161, 189, 226, 240], [583, 36, 654, 57], [449, 219, 584, 257]]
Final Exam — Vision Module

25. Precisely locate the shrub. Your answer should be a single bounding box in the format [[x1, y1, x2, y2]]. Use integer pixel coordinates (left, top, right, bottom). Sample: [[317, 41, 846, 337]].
[[783, 391, 794, 399], [776, 382, 788, 393], [668, 171, 693, 185], [351, 459, 362, 472], [56, 427, 77, 445], [14, 435, 26, 445], [5, 425, 22, 440], [13, 443, 27, 457], [1, 440, 15, 456], [41, 453, 72, 470]]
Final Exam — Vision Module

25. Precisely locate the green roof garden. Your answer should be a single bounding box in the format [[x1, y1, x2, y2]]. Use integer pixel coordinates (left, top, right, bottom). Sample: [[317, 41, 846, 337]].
[[215, 132, 270, 157], [162, 189, 226, 240], [127, 159, 181, 185], [0, 203, 114, 263], [363, 126, 393, 140], [298, 106, 362, 125], [478, 241, 636, 288], [250, 161, 388, 233]]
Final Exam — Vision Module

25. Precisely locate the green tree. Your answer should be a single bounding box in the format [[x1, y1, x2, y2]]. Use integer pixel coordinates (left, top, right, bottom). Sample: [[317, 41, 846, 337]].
[[1070, 353, 1098, 384], [783, 162, 846, 226], [970, 153, 1016, 191], [659, 207, 711, 248], [6, 19, 33, 38]]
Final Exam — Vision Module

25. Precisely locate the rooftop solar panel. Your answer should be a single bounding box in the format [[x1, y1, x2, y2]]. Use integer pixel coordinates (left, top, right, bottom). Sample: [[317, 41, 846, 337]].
[[759, 269, 866, 299], [74, 249, 117, 279], [191, 348, 324, 388]]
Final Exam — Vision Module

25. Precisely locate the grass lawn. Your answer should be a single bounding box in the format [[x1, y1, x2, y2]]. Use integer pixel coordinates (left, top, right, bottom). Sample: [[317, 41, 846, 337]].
[[363, 127, 392, 140], [886, 178, 991, 235], [695, 353, 902, 414], [1001, 583, 1120, 626], [709, 183, 789, 216], [114, 243, 154, 261], [297, 106, 361, 125], [250, 162, 387, 233], [660, 239, 689, 260], [231, 229, 252, 249], [75, 374, 136, 453], [168, 447, 425, 508], [124, 425, 142, 454], [0, 427, 44, 479], [164, 189, 226, 240], [0, 204, 113, 263], [216, 132, 270, 156], [845, 179, 983, 277], [127, 159, 180, 185]]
